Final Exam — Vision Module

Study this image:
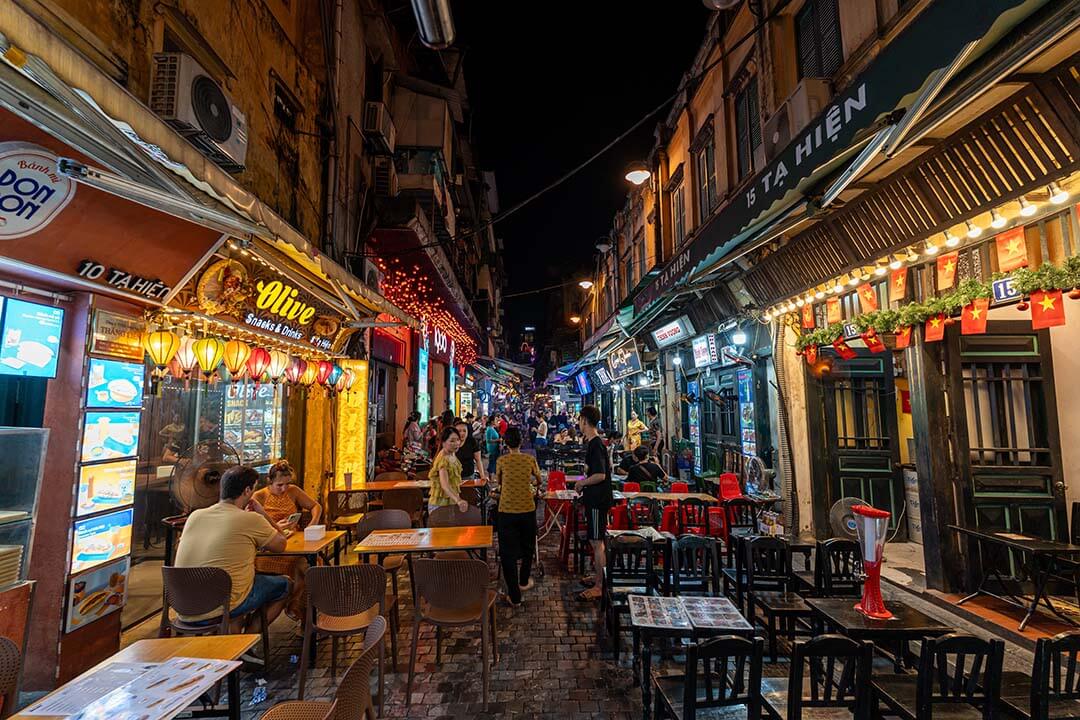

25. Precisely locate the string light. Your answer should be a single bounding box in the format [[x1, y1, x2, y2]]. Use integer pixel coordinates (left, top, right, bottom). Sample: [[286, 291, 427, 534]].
[[889, 256, 903, 270], [990, 208, 1007, 229], [924, 239, 940, 255], [1048, 182, 1069, 204]]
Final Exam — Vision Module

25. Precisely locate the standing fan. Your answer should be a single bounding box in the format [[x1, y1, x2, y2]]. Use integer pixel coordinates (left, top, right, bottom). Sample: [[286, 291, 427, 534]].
[[744, 456, 775, 495], [169, 439, 241, 513], [829, 497, 866, 539]]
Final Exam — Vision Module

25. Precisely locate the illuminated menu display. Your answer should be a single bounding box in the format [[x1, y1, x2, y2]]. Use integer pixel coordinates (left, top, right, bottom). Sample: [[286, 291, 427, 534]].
[[70, 508, 133, 574], [692, 334, 719, 368], [76, 459, 136, 517], [86, 358, 145, 409], [574, 371, 593, 396], [0, 297, 64, 378]]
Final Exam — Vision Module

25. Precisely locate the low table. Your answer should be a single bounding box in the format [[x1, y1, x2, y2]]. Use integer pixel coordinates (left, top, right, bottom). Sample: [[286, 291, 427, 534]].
[[806, 597, 953, 671]]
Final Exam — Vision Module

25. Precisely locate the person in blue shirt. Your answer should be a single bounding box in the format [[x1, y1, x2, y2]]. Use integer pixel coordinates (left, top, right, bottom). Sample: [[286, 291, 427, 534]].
[[485, 415, 502, 475]]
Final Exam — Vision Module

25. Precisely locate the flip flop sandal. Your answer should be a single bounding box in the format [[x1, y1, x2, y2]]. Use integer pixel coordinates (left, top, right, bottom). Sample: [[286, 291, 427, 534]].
[[573, 589, 599, 602]]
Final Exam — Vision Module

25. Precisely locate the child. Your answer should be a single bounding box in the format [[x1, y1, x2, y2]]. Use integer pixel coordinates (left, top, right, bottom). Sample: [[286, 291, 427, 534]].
[[429, 426, 469, 515], [495, 427, 540, 607]]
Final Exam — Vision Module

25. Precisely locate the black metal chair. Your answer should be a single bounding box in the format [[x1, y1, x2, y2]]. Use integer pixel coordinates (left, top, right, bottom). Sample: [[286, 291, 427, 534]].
[[999, 630, 1080, 719], [652, 635, 764, 720], [671, 534, 721, 597], [873, 633, 1004, 720], [817, 538, 863, 597], [677, 497, 710, 536], [722, 498, 759, 566], [746, 536, 812, 663], [602, 532, 657, 663], [761, 634, 873, 720]]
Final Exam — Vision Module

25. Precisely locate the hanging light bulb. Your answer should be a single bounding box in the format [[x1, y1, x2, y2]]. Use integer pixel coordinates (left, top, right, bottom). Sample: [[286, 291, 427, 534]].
[[1048, 182, 1069, 204], [786, 301, 797, 312], [848, 275, 860, 287], [221, 339, 251, 377], [990, 208, 1007, 229], [906, 248, 920, 263], [246, 347, 271, 383], [267, 350, 290, 383], [966, 220, 982, 238], [944, 231, 960, 248], [193, 337, 225, 379], [889, 256, 903, 270], [833, 280, 845, 293], [796, 298, 805, 307], [815, 288, 826, 300], [285, 357, 306, 384], [1018, 196, 1037, 217], [143, 329, 180, 374], [924, 239, 940, 255]]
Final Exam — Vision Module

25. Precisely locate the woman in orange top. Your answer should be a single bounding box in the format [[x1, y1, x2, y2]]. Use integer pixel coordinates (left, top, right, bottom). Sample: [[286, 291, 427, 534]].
[[252, 460, 322, 620]]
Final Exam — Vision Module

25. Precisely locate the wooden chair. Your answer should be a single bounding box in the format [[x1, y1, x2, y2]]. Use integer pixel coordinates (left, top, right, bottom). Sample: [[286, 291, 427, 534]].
[[652, 635, 764, 720], [297, 565, 396, 716], [407, 559, 498, 711], [999, 630, 1080, 719], [677, 497, 710, 536], [382, 488, 424, 527], [0, 636, 20, 720], [427, 504, 482, 528], [373, 471, 407, 482], [628, 497, 660, 530], [873, 633, 1004, 720], [816, 539, 862, 598], [722, 498, 759, 564], [355, 510, 412, 614], [746, 536, 812, 663], [326, 490, 366, 545], [761, 634, 873, 720], [160, 566, 270, 662], [602, 532, 657, 663], [671, 534, 721, 597]]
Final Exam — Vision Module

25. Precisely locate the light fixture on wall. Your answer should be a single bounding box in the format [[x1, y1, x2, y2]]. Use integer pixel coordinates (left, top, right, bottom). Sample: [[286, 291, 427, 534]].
[[1048, 182, 1069, 204], [624, 161, 652, 186], [731, 328, 747, 345], [944, 231, 960, 248], [990, 208, 1007, 229], [1018, 196, 1037, 217], [966, 220, 982, 238], [924, 239, 940, 255]]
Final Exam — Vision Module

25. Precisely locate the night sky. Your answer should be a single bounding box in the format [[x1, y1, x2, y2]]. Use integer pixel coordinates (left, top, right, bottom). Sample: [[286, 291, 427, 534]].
[[455, 3, 710, 358]]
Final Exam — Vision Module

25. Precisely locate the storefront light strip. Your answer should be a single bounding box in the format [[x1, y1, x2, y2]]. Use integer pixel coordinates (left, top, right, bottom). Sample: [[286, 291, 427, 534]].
[[158, 308, 345, 360]]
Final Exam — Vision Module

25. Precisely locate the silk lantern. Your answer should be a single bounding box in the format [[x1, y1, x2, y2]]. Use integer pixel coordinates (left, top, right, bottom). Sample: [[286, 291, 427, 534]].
[[327, 363, 343, 388], [167, 357, 186, 381], [175, 336, 198, 376], [300, 361, 319, 386], [334, 367, 352, 394], [193, 337, 225, 379], [143, 329, 180, 372], [284, 357, 306, 385], [267, 350, 290, 383], [246, 347, 271, 384], [316, 360, 333, 386], [222, 340, 251, 377]]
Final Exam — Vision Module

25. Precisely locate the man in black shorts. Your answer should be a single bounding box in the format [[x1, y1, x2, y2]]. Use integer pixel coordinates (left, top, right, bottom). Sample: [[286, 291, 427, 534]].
[[575, 405, 612, 601]]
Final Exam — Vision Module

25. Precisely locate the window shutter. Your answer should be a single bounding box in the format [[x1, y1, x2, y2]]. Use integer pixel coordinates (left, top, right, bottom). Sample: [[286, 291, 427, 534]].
[[818, 0, 843, 77], [747, 76, 761, 152], [795, 3, 818, 79]]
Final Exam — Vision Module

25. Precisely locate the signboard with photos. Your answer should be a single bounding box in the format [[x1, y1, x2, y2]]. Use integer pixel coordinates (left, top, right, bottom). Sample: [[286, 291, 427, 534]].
[[606, 338, 643, 380]]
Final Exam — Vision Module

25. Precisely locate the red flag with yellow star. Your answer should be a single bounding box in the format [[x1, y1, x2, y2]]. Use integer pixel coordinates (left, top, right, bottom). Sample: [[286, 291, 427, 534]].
[[995, 227, 1028, 272], [832, 337, 857, 360], [961, 298, 990, 335], [890, 267, 908, 302], [925, 313, 946, 342], [862, 328, 886, 353], [895, 325, 913, 349], [1031, 289, 1066, 329], [937, 252, 959, 290], [826, 297, 841, 324], [801, 304, 815, 329], [805, 345, 818, 365], [857, 284, 879, 312]]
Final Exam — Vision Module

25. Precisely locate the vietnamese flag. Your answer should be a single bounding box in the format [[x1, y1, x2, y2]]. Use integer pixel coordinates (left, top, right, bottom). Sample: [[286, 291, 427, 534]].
[[826, 297, 842, 324], [832, 337, 857, 359], [961, 298, 990, 335], [862, 328, 886, 353], [857, 284, 879, 312], [805, 345, 818, 365], [995, 227, 1028, 272], [925, 313, 946, 342], [937, 252, 959, 290], [801, 303, 815, 329], [895, 325, 913, 349], [1031, 289, 1066, 329], [890, 267, 908, 302]]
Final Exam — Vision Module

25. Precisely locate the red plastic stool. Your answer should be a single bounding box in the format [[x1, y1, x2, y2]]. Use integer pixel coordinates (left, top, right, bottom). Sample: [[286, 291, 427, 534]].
[[610, 505, 630, 530], [660, 505, 680, 533], [670, 481, 690, 493]]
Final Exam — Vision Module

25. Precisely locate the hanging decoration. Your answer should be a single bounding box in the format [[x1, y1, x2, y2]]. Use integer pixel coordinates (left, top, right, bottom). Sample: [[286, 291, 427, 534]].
[[300, 361, 319, 386], [327, 363, 344, 389], [995, 227, 1028, 272], [335, 367, 353, 394], [221, 339, 251, 376], [832, 337, 856, 360], [800, 304, 815, 329], [861, 328, 886, 353], [285, 357, 307, 385], [804, 345, 818, 365], [894, 325, 913, 349], [857, 284, 879, 312], [246, 347, 271, 384], [936, 251, 959, 290], [924, 314, 946, 342], [315, 360, 333, 387], [267, 350, 290, 383], [890, 267, 908, 302], [193, 337, 225, 379], [961, 298, 989, 335], [142, 329, 180, 374], [1031, 289, 1066, 329], [826, 297, 841, 324], [175, 335, 198, 376]]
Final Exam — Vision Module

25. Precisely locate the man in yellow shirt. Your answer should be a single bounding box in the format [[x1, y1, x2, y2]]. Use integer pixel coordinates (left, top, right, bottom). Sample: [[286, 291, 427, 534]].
[[174, 466, 289, 633]]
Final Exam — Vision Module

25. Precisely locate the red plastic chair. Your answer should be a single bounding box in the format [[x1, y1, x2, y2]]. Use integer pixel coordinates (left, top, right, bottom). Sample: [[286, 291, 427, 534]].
[[545, 471, 569, 527], [670, 482, 690, 493], [661, 482, 689, 532], [622, 481, 641, 493], [718, 473, 742, 499], [709, 473, 745, 539]]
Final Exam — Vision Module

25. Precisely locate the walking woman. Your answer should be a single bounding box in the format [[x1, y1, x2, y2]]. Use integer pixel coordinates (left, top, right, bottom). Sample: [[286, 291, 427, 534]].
[[495, 427, 540, 607], [429, 426, 469, 514], [485, 415, 501, 476]]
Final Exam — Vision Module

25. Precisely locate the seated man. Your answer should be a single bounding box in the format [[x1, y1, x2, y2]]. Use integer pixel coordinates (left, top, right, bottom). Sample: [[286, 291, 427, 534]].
[[625, 446, 668, 488], [174, 465, 290, 634]]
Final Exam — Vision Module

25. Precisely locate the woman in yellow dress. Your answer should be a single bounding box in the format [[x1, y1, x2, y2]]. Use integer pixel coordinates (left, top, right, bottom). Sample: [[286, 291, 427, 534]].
[[626, 410, 647, 451], [252, 460, 322, 620]]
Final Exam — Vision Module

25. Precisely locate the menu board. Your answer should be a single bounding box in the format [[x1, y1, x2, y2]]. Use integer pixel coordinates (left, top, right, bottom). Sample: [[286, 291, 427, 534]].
[[737, 369, 756, 456], [223, 382, 281, 465], [71, 508, 133, 574], [692, 334, 719, 368], [77, 459, 136, 516], [687, 380, 702, 474], [81, 411, 141, 462], [0, 297, 64, 378], [86, 358, 145, 409], [65, 556, 129, 632]]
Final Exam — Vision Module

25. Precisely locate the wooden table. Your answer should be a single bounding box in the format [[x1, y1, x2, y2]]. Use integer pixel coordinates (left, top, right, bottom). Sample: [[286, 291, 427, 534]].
[[13, 635, 258, 720], [354, 525, 493, 555], [806, 597, 953, 671], [618, 491, 718, 503], [262, 528, 346, 566], [345, 478, 487, 493], [951, 524, 1080, 631]]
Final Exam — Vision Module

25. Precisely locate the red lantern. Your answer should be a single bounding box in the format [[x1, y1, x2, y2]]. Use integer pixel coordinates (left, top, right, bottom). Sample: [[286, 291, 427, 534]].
[[246, 347, 271, 383], [284, 357, 306, 384], [316, 360, 333, 386]]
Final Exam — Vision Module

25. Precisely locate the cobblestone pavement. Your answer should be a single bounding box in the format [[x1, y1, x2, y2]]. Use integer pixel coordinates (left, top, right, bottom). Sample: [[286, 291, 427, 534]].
[[123, 524, 1036, 719]]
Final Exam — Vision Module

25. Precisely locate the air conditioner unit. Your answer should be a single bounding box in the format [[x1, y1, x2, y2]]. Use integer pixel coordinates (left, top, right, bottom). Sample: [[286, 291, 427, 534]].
[[362, 101, 396, 155], [373, 156, 398, 197], [150, 53, 248, 173], [763, 77, 832, 162]]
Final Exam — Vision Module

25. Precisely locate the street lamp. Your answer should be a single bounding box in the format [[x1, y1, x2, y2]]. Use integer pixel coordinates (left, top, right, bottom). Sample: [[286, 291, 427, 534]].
[[569, 315, 581, 324], [578, 280, 594, 289], [624, 161, 651, 186]]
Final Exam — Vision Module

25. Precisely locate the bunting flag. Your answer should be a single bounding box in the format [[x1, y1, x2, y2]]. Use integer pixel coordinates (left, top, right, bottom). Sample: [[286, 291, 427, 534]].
[[937, 252, 959, 291], [1031, 289, 1066, 329], [832, 337, 857, 359], [894, 325, 913, 349], [826, 297, 842, 324], [862, 328, 886, 353], [890, 267, 908, 302], [961, 298, 990, 335], [995, 227, 1028, 272], [857, 283, 879, 312], [924, 313, 946, 342], [801, 303, 815, 329], [804, 344, 818, 365]]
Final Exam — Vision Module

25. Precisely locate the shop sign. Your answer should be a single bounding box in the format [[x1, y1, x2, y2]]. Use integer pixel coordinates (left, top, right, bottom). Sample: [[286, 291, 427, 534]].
[[595, 366, 614, 386], [77, 260, 171, 300], [691, 333, 719, 368], [422, 323, 456, 365], [843, 323, 860, 340], [651, 316, 695, 349], [606, 338, 642, 380], [0, 143, 75, 239], [991, 276, 1021, 305], [89, 310, 144, 361]]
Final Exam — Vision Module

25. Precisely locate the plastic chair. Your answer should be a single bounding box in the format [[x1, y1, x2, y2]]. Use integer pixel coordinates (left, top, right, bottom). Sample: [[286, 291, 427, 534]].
[[709, 473, 745, 538], [298, 566, 395, 716], [0, 636, 20, 720], [544, 472, 569, 528], [355, 510, 412, 613], [670, 482, 689, 493], [407, 559, 498, 711], [160, 566, 270, 662], [622, 481, 641, 493]]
